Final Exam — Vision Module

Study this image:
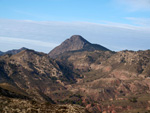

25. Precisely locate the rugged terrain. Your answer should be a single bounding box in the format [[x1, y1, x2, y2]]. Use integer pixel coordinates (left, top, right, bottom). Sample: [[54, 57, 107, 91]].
[[58, 50, 150, 113], [1, 35, 150, 113]]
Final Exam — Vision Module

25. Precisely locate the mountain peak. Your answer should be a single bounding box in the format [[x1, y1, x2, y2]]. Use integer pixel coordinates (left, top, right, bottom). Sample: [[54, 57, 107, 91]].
[[63, 35, 90, 46], [69, 35, 90, 44], [70, 35, 83, 39], [48, 35, 110, 58], [19, 47, 28, 50]]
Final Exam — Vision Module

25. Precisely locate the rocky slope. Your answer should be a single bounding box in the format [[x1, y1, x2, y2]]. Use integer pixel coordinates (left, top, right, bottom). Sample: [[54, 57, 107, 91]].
[[56, 50, 115, 72], [0, 48, 87, 112], [49, 35, 109, 58], [56, 49, 150, 113], [0, 49, 78, 103]]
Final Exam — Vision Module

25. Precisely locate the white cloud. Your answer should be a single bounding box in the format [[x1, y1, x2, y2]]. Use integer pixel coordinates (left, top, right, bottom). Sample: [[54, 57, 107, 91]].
[[0, 19, 150, 52], [0, 37, 58, 48], [96, 20, 147, 30], [126, 17, 150, 26], [115, 0, 150, 11], [0, 36, 58, 53]]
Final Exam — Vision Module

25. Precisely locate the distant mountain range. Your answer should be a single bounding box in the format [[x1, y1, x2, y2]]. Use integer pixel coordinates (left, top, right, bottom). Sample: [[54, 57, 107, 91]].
[[0, 35, 150, 113], [0, 47, 27, 56]]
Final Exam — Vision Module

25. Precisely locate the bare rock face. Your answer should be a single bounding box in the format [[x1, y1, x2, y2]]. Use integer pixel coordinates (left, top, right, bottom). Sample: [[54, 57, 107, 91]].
[[48, 35, 109, 58]]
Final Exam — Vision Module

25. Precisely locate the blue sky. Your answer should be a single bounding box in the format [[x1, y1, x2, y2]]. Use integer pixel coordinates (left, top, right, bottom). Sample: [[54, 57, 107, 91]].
[[0, 0, 150, 53], [1, 0, 150, 24]]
